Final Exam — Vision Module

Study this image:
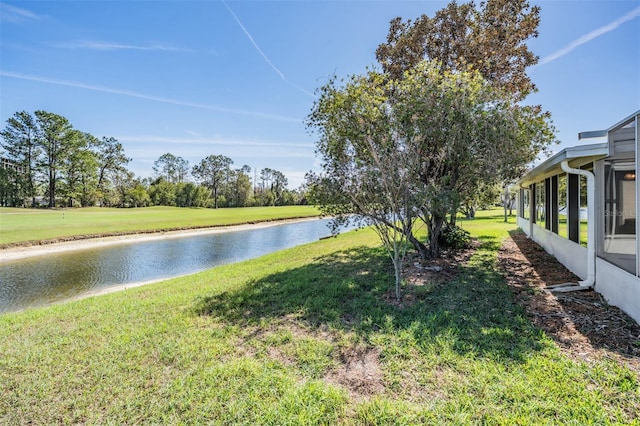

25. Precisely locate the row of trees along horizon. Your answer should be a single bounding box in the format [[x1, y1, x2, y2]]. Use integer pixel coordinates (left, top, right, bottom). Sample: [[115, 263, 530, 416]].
[[305, 0, 558, 299], [0, 112, 305, 209]]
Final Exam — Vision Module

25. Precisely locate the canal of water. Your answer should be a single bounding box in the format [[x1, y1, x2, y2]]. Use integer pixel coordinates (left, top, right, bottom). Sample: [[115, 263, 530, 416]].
[[0, 218, 349, 314]]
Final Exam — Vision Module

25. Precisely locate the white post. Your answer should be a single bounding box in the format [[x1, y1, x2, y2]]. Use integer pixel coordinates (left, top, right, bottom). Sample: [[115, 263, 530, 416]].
[[635, 115, 640, 277], [557, 160, 596, 288]]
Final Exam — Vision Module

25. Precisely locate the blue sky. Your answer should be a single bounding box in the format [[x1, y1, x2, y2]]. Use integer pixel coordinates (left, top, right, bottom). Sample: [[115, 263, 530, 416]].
[[1, 1, 639, 189]]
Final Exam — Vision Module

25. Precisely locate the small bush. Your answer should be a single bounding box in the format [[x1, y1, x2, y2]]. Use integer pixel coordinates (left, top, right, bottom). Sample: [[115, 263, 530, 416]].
[[439, 224, 471, 249]]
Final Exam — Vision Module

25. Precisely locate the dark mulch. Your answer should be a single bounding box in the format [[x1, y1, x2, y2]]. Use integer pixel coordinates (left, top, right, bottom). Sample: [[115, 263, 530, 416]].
[[497, 229, 640, 375]]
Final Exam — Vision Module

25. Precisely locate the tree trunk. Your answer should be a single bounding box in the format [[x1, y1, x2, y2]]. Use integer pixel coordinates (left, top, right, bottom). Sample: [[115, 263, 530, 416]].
[[449, 210, 457, 226], [427, 213, 446, 258], [393, 255, 402, 301], [503, 185, 509, 223], [407, 231, 429, 260], [48, 170, 55, 208]]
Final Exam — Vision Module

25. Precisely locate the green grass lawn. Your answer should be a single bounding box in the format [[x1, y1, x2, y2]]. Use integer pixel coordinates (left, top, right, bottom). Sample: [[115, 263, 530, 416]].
[[0, 205, 320, 246], [557, 216, 589, 247], [1, 210, 638, 424]]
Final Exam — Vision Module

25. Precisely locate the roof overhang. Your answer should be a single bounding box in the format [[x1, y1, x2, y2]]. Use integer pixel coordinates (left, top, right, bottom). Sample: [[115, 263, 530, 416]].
[[578, 109, 640, 140], [515, 142, 609, 188]]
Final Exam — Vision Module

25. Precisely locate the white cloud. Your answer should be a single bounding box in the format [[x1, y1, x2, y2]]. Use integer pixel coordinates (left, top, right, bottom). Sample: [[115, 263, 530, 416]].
[[0, 3, 41, 23], [539, 5, 640, 66], [0, 70, 301, 123], [121, 136, 314, 172], [52, 40, 194, 53], [118, 135, 310, 148]]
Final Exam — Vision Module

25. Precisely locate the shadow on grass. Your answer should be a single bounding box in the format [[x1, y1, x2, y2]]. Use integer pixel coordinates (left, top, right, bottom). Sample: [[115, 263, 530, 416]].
[[194, 240, 547, 364], [476, 235, 502, 251]]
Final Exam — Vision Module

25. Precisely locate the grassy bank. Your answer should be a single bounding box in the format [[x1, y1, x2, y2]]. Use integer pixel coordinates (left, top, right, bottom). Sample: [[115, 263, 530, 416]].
[[1, 211, 638, 424], [0, 205, 320, 246]]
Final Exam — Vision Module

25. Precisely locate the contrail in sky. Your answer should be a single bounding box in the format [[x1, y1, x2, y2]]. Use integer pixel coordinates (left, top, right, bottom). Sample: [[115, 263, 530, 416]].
[[221, 0, 285, 80], [538, 5, 640, 66], [0, 3, 41, 23], [221, 0, 315, 98], [0, 70, 301, 123], [52, 40, 193, 53]]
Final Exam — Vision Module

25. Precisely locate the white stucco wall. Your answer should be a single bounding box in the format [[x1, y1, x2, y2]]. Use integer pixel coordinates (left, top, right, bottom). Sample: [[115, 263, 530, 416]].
[[596, 258, 640, 324], [516, 218, 588, 280]]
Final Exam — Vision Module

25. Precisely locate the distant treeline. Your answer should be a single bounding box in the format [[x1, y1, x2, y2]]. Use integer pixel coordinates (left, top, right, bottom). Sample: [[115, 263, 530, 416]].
[[0, 110, 306, 208]]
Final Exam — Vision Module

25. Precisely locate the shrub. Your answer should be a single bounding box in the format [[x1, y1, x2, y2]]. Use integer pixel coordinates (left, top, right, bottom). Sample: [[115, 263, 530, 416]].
[[439, 224, 471, 249]]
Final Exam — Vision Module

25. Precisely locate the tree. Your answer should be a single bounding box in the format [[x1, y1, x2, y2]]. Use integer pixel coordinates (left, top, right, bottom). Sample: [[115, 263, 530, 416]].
[[176, 182, 209, 207], [225, 166, 253, 207], [0, 166, 26, 207], [308, 60, 555, 274], [192, 155, 233, 209], [377, 0, 555, 227], [95, 136, 130, 203], [60, 131, 99, 207], [153, 153, 189, 184], [307, 71, 422, 299], [458, 181, 501, 219], [0, 111, 40, 206], [34, 110, 75, 207], [272, 170, 288, 206], [148, 178, 177, 206], [376, 0, 541, 100], [175, 156, 190, 183], [257, 167, 289, 206], [126, 181, 151, 208], [110, 170, 148, 207], [396, 62, 554, 256], [2, 110, 135, 208]]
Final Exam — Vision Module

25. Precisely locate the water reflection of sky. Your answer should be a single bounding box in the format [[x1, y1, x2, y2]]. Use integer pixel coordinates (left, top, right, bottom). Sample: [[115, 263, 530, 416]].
[[0, 219, 351, 314]]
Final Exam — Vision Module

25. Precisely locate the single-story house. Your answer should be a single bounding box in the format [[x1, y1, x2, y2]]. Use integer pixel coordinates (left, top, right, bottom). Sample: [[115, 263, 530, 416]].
[[515, 110, 639, 324]]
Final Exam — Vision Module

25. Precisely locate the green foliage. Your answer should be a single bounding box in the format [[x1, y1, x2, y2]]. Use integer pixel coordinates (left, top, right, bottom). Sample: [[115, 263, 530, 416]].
[[0, 167, 27, 207], [148, 178, 177, 206], [33, 110, 75, 207], [308, 60, 556, 265], [125, 182, 151, 207], [153, 152, 189, 184], [1, 112, 304, 209], [376, 0, 541, 100], [0, 111, 39, 207], [223, 166, 253, 207], [175, 182, 209, 207], [0, 111, 132, 208], [192, 154, 233, 209], [439, 224, 471, 249]]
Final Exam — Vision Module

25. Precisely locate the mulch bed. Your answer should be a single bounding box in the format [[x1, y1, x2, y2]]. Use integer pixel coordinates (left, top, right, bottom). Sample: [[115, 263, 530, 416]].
[[497, 230, 640, 375]]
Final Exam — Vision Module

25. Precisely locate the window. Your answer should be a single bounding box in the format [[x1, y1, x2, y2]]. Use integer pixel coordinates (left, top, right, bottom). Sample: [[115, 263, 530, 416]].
[[603, 160, 636, 273], [579, 164, 593, 247], [536, 181, 545, 228], [521, 188, 530, 220], [558, 173, 568, 238]]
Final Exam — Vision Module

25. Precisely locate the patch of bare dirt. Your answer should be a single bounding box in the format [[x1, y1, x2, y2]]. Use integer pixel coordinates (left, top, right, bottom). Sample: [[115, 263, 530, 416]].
[[239, 320, 385, 399], [325, 345, 385, 399], [498, 230, 640, 375], [384, 242, 478, 307]]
